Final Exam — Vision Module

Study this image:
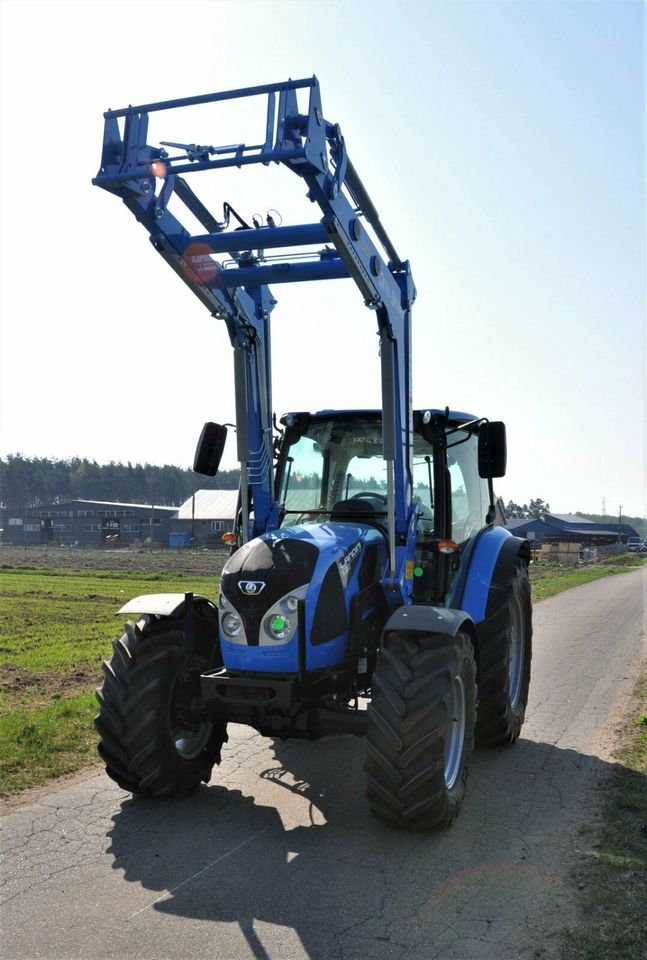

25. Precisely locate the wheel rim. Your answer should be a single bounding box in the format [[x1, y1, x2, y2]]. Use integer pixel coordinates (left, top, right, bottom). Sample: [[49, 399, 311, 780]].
[[509, 596, 525, 708], [171, 720, 214, 760], [444, 673, 466, 789], [170, 656, 213, 760]]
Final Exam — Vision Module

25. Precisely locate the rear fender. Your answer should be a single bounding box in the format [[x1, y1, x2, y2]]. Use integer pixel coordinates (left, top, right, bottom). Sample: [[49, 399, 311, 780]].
[[117, 593, 217, 618]]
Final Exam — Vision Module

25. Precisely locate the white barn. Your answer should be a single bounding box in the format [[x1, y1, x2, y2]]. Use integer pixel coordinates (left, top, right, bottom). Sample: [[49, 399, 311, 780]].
[[171, 490, 239, 548]]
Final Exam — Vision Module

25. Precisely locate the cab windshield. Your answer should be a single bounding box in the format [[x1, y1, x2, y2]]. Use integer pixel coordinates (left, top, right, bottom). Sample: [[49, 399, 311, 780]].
[[278, 417, 435, 526]]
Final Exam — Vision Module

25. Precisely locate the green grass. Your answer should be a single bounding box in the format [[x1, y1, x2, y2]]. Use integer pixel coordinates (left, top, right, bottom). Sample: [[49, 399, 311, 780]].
[[0, 567, 219, 675], [0, 567, 219, 795], [0, 692, 99, 795], [532, 559, 645, 601], [560, 676, 647, 960]]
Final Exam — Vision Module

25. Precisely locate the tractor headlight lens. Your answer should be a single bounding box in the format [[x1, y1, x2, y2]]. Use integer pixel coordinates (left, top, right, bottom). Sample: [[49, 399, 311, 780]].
[[221, 611, 242, 638], [259, 584, 308, 645], [266, 614, 291, 640]]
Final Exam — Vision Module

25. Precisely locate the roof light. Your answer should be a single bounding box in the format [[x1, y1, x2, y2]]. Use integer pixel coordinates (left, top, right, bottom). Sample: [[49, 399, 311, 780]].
[[437, 540, 458, 555]]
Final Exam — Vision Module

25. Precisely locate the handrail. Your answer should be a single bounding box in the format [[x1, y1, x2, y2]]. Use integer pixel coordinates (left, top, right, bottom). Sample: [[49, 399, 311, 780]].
[[103, 77, 316, 119]]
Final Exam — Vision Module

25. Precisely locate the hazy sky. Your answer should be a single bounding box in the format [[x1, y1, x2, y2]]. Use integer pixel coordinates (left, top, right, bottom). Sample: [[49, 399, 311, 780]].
[[0, 0, 644, 517]]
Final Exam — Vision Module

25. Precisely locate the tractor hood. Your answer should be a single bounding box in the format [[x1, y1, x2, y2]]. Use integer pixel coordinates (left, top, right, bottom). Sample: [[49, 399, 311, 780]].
[[219, 522, 387, 673]]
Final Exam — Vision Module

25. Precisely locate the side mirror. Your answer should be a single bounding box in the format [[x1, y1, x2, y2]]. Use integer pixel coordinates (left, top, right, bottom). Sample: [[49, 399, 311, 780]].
[[193, 422, 228, 476], [478, 421, 507, 478]]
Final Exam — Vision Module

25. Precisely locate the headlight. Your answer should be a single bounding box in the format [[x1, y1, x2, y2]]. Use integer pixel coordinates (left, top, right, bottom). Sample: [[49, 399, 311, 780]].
[[221, 611, 242, 638], [260, 584, 308, 645], [266, 613, 292, 641]]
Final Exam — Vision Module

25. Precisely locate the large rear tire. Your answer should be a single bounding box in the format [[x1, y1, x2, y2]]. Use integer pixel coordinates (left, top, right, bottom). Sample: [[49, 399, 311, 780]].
[[95, 603, 227, 797], [475, 561, 532, 745], [365, 631, 477, 830]]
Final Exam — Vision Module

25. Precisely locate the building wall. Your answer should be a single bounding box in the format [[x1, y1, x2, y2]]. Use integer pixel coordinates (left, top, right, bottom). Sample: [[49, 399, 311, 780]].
[[1, 502, 176, 547], [169, 517, 235, 548]]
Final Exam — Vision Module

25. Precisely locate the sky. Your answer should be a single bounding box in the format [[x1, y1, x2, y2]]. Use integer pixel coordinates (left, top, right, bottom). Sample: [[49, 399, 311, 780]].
[[0, 0, 645, 518]]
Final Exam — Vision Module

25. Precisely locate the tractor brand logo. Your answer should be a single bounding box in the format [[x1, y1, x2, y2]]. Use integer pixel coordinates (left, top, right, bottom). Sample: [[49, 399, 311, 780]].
[[338, 541, 362, 587], [238, 580, 266, 596]]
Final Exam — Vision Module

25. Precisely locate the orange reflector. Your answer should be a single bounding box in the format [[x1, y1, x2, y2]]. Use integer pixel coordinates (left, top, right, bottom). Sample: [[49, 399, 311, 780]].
[[437, 540, 458, 555], [222, 532, 237, 544]]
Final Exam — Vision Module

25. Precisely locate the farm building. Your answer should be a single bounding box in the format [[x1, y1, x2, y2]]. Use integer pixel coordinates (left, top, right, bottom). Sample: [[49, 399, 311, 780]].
[[505, 513, 639, 549], [170, 490, 239, 548], [1, 499, 177, 547]]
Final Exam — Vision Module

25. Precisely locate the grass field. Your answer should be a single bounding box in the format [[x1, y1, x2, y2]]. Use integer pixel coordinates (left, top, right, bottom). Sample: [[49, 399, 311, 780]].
[[531, 555, 646, 600], [0, 565, 219, 794], [0, 552, 644, 796]]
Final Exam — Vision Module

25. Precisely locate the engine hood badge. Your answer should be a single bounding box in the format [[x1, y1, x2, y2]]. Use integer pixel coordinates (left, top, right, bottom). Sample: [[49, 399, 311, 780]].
[[238, 580, 266, 596]]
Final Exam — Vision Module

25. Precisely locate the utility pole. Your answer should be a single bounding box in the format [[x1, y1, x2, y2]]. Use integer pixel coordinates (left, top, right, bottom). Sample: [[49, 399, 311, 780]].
[[150, 487, 155, 550], [618, 505, 623, 545]]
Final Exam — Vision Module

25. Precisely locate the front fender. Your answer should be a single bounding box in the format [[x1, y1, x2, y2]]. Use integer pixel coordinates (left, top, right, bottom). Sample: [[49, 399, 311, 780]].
[[117, 593, 216, 618], [382, 604, 476, 646], [451, 526, 529, 624]]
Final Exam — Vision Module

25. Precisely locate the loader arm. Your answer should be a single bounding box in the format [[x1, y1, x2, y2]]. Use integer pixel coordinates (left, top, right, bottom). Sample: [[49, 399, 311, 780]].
[[93, 77, 416, 596]]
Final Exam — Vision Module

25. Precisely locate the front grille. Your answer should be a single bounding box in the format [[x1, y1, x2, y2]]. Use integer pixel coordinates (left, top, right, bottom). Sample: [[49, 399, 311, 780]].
[[221, 537, 318, 646]]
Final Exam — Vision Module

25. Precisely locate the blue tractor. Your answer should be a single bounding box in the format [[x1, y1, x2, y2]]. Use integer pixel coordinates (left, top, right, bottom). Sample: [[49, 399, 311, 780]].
[[93, 78, 532, 829]]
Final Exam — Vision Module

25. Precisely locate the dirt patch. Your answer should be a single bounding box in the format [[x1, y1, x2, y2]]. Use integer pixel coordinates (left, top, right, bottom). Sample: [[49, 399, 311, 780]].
[[0, 544, 228, 576], [0, 662, 101, 706], [590, 657, 646, 762]]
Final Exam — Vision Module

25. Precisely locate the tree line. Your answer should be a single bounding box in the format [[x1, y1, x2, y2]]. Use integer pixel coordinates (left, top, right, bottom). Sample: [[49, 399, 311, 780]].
[[0, 455, 241, 509], [504, 498, 550, 519], [504, 500, 643, 532], [2, 457, 641, 532]]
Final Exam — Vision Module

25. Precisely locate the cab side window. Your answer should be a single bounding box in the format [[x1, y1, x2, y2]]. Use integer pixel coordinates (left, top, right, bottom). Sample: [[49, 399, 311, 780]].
[[447, 431, 490, 542], [413, 440, 435, 536]]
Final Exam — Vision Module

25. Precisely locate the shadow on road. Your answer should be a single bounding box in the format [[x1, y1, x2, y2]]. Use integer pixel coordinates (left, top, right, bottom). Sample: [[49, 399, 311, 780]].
[[105, 733, 638, 959]]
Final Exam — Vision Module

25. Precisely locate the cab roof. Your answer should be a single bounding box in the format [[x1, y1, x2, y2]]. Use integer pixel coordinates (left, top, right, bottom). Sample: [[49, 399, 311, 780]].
[[291, 408, 479, 423]]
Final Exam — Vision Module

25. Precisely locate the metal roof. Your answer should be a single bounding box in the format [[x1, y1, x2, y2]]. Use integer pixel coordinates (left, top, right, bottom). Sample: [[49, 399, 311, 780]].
[[548, 513, 595, 525], [177, 490, 239, 520], [504, 516, 634, 541], [32, 498, 177, 513]]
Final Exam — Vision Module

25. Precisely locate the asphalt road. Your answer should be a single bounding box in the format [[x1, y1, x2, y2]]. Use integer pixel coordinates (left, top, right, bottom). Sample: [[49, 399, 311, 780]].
[[2, 569, 645, 960]]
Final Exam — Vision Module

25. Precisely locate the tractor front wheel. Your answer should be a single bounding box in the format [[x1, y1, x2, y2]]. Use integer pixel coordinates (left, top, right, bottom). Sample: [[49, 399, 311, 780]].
[[95, 604, 227, 797], [365, 631, 477, 830]]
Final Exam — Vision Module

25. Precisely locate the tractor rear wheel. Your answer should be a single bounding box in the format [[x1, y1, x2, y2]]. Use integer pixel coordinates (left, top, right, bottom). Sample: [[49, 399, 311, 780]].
[[475, 561, 532, 745], [95, 603, 227, 797], [365, 631, 476, 830]]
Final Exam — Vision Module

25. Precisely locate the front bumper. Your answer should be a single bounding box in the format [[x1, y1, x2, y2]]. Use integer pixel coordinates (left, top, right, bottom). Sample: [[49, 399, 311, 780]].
[[200, 667, 367, 739]]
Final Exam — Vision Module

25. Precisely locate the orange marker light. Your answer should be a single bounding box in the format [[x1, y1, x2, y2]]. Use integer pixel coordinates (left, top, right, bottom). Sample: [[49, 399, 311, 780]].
[[222, 532, 237, 545], [437, 540, 458, 555]]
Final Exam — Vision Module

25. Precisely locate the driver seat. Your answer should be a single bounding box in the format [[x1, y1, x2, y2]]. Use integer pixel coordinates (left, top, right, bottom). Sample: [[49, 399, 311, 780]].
[[330, 498, 378, 520]]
